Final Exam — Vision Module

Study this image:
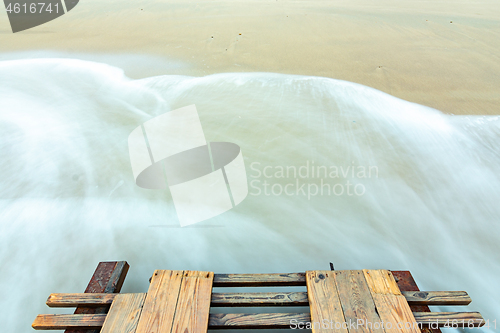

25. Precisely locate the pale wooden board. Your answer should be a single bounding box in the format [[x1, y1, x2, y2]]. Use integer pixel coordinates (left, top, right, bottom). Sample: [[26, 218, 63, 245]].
[[209, 313, 311, 329], [100, 293, 146, 333], [47, 293, 116, 307], [171, 271, 214, 333], [402, 291, 471, 306], [211, 291, 309, 306], [45, 290, 471, 308], [31, 310, 486, 331], [413, 312, 485, 327], [306, 270, 348, 333], [32, 314, 106, 330], [363, 270, 421, 333], [135, 270, 184, 333], [213, 272, 306, 286], [363, 270, 402, 295], [333, 270, 385, 333]]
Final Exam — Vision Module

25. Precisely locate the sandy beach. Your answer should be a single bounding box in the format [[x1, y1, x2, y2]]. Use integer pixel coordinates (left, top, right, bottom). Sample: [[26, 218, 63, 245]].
[[1, 2, 500, 333], [0, 0, 499, 115]]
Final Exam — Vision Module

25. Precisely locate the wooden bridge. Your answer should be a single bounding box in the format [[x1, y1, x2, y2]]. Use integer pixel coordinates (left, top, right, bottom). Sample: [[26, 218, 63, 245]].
[[32, 261, 484, 333]]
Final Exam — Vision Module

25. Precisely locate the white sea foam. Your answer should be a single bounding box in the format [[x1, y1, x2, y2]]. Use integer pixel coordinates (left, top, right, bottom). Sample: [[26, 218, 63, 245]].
[[0, 58, 499, 332]]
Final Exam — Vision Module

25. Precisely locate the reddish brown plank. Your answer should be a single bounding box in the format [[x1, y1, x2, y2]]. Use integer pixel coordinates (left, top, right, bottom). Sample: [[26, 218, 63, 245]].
[[65, 261, 129, 333]]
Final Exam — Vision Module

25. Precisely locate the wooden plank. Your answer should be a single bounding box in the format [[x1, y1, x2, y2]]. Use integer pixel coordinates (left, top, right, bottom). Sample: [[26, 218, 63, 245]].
[[170, 271, 214, 333], [213, 272, 306, 286], [363, 270, 421, 333], [46, 290, 470, 308], [135, 270, 184, 333], [32, 314, 106, 330], [333, 270, 384, 333], [47, 293, 117, 307], [392, 271, 440, 333], [402, 291, 471, 306], [364, 270, 402, 295], [413, 312, 485, 328], [211, 291, 309, 306], [32, 311, 485, 330], [65, 261, 129, 333], [306, 270, 348, 333], [209, 313, 311, 329], [100, 293, 146, 333]]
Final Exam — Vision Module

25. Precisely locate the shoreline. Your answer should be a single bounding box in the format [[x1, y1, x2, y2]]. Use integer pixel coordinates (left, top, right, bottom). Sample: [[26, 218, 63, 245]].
[[0, 0, 499, 115]]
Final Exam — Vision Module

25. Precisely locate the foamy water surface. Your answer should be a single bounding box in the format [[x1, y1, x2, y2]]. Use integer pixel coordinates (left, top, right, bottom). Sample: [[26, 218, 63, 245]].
[[0, 58, 499, 333]]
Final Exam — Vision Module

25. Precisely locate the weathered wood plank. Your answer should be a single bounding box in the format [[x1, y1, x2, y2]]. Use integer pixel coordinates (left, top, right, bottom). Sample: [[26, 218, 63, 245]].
[[363, 270, 421, 333], [135, 270, 184, 333], [100, 293, 146, 333], [373, 294, 422, 333], [413, 312, 484, 328], [45, 290, 471, 308], [392, 271, 440, 333], [364, 270, 402, 295], [333, 270, 384, 333], [47, 293, 116, 307], [306, 270, 348, 333], [32, 314, 106, 330], [209, 313, 311, 329], [65, 261, 129, 333], [171, 271, 214, 333], [213, 272, 306, 287], [32, 311, 486, 330], [211, 292, 309, 306], [402, 291, 470, 306]]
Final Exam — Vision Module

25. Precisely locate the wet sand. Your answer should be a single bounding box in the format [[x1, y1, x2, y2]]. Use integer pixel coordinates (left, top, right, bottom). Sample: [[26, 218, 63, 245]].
[[0, 0, 499, 115]]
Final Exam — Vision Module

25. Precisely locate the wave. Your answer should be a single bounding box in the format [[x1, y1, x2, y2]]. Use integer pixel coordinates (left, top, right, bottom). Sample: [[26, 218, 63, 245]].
[[0, 58, 499, 332]]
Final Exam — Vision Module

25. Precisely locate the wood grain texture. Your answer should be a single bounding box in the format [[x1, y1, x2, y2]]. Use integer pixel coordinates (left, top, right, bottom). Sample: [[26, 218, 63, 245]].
[[209, 313, 311, 329], [213, 272, 306, 286], [413, 312, 485, 327], [45, 290, 471, 308], [32, 314, 106, 330], [306, 270, 348, 333], [333, 270, 384, 333], [31, 312, 486, 330], [47, 293, 117, 307], [211, 292, 309, 306], [100, 293, 146, 333], [135, 270, 184, 333], [363, 270, 402, 295], [392, 270, 440, 333], [363, 270, 420, 333], [401, 291, 471, 306], [65, 261, 129, 333], [171, 271, 214, 333]]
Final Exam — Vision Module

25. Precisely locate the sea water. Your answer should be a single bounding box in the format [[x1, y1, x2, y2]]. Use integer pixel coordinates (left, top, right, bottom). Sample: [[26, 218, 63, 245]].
[[0, 58, 499, 332]]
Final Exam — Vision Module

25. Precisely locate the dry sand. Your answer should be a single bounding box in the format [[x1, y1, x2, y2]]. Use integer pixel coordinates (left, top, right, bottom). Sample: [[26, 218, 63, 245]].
[[0, 0, 499, 115]]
